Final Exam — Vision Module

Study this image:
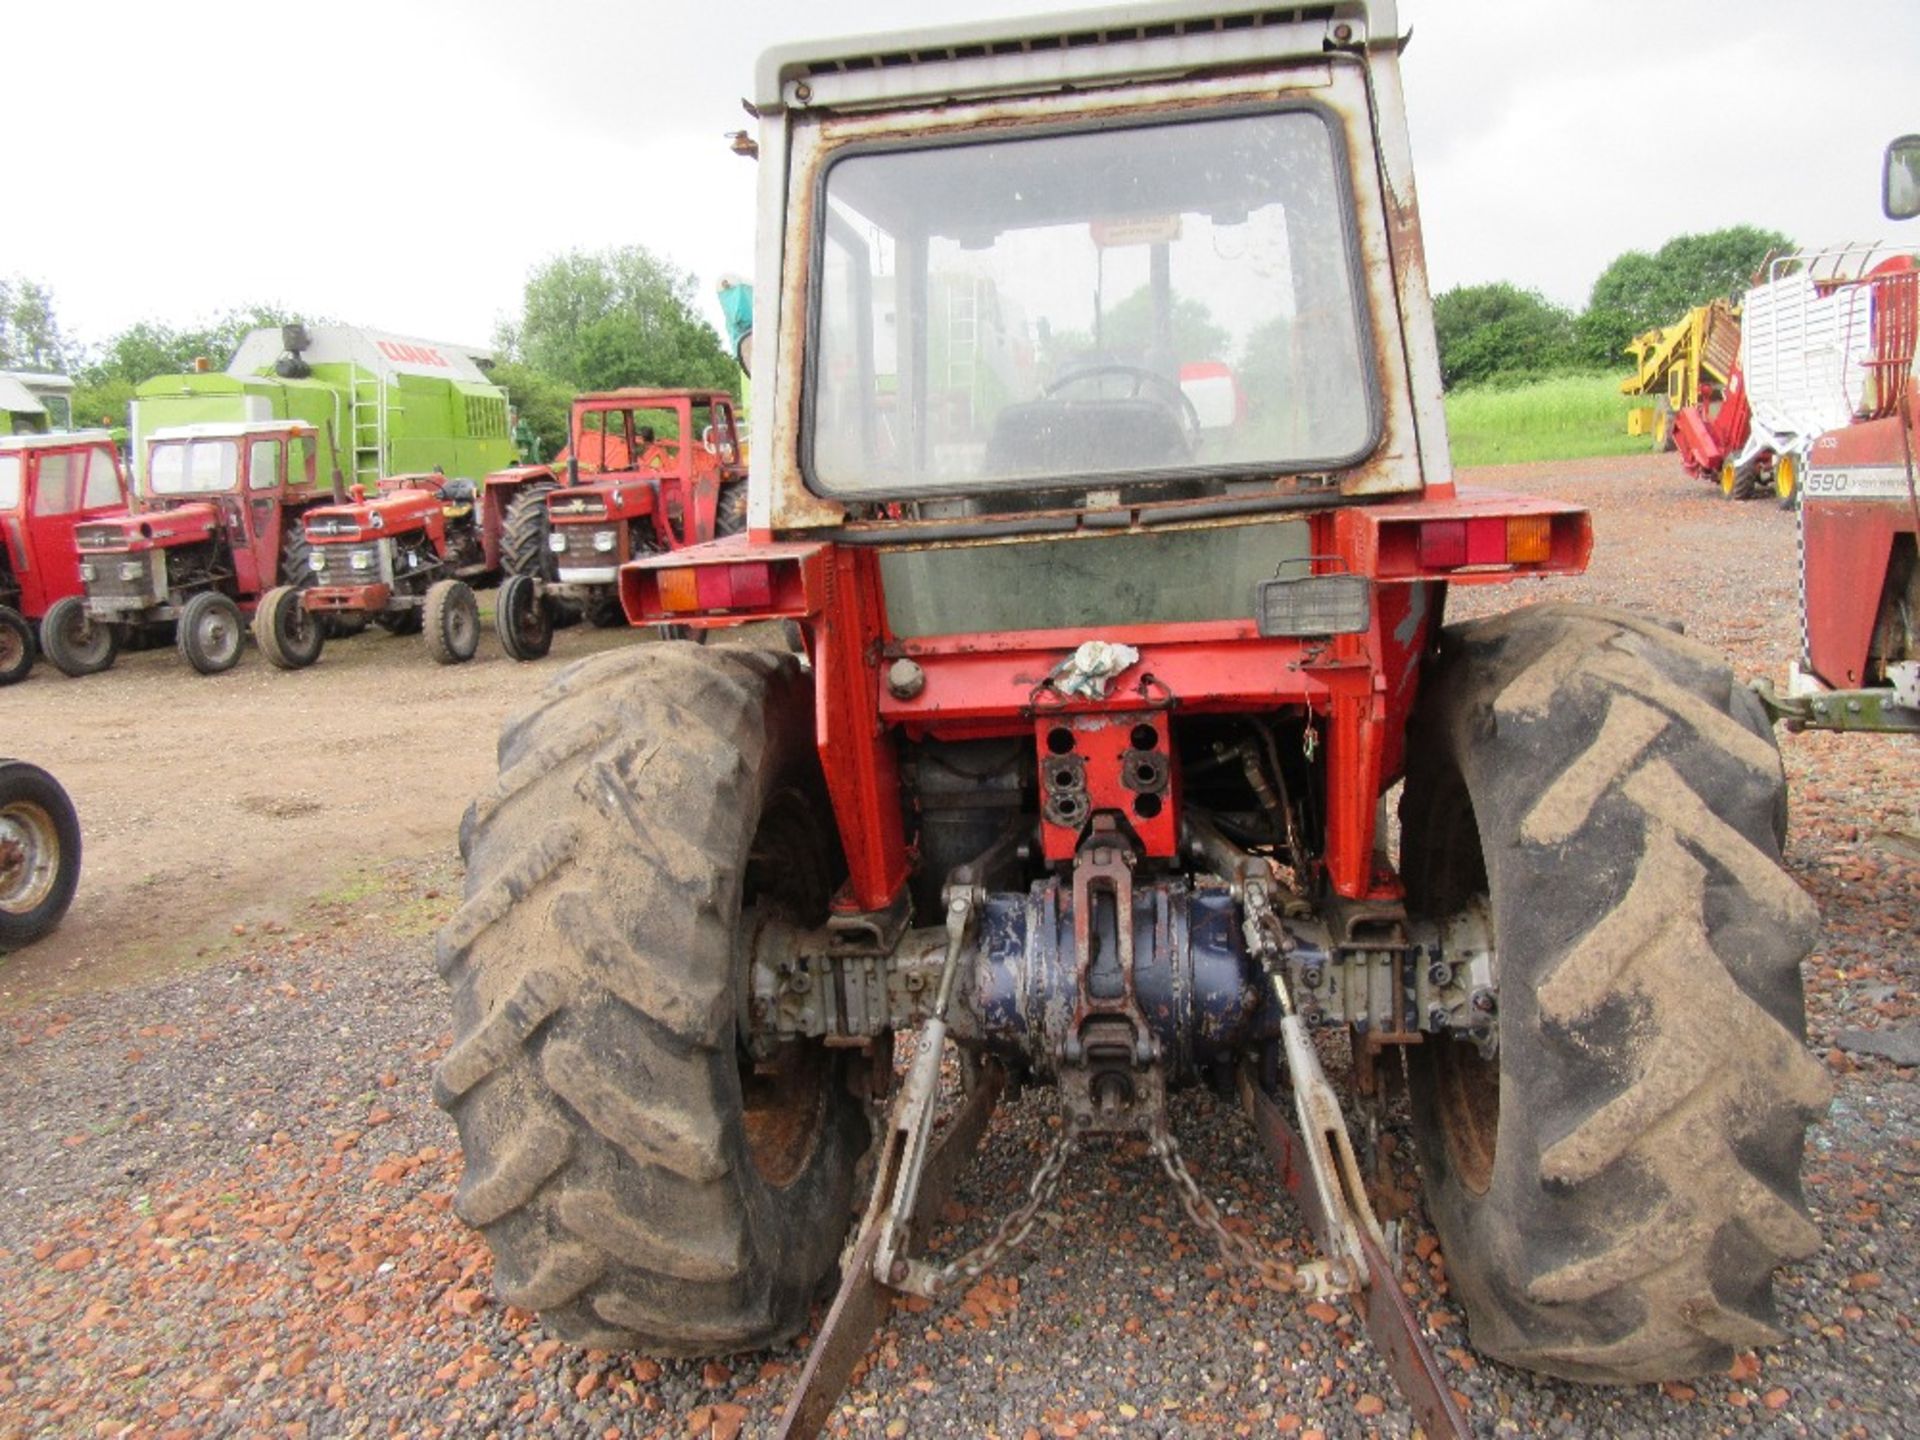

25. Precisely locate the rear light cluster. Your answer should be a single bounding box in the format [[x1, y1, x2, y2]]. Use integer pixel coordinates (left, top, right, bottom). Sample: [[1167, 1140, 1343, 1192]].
[[657, 562, 774, 613], [1416, 515, 1552, 570]]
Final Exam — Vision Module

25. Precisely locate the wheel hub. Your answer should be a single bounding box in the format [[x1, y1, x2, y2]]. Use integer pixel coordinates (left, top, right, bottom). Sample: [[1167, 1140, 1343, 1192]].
[[0, 804, 58, 913]]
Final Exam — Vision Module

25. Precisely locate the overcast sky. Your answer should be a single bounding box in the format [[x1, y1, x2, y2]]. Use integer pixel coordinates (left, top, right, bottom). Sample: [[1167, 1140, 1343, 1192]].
[[8, 0, 1916, 358]]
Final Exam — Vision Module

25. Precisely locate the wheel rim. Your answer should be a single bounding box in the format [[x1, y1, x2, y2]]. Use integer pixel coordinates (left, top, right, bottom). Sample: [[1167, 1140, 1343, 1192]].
[[450, 594, 478, 651], [200, 608, 239, 664], [0, 626, 23, 673], [1434, 1036, 1500, 1196], [1720, 461, 1737, 497], [510, 581, 546, 647], [0, 800, 60, 914], [1777, 456, 1796, 500], [64, 609, 109, 665], [286, 602, 318, 652]]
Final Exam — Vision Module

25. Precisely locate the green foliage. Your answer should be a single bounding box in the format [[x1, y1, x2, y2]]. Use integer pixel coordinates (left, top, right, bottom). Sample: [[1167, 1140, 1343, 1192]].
[[69, 305, 319, 431], [1580, 225, 1791, 365], [0, 276, 70, 373], [1097, 285, 1230, 363], [1432, 283, 1577, 390], [499, 247, 737, 397], [1444, 372, 1648, 467], [489, 359, 573, 463]]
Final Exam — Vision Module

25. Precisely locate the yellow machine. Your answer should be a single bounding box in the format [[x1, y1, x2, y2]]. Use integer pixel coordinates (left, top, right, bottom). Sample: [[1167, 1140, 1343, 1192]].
[[1620, 298, 1742, 448]]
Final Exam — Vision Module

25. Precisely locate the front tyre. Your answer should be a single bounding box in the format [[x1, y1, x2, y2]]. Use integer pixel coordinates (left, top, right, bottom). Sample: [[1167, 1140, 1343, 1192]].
[[424, 579, 480, 665], [177, 592, 245, 675], [495, 573, 552, 662], [0, 606, 34, 686], [0, 760, 82, 949], [253, 586, 324, 670], [1400, 602, 1829, 1384], [41, 596, 119, 678], [434, 644, 866, 1352]]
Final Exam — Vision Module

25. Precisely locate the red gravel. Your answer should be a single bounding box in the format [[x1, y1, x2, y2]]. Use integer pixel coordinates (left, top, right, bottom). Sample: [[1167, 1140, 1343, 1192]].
[[0, 454, 1913, 1440]]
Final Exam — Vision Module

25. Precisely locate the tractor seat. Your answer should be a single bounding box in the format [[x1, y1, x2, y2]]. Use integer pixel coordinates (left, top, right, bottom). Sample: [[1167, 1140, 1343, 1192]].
[[437, 477, 478, 504], [984, 398, 1192, 478]]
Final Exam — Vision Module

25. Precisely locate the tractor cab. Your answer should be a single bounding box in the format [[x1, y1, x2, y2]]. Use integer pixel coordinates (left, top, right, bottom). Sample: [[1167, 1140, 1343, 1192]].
[[50, 421, 323, 676], [0, 431, 127, 626], [491, 390, 748, 654], [76, 421, 321, 602]]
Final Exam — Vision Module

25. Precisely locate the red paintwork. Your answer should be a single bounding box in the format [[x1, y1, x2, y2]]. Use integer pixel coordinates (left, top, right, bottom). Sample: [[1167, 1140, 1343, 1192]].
[[302, 480, 448, 549], [0, 439, 129, 620], [1802, 393, 1919, 688], [71, 425, 319, 619], [1673, 367, 1752, 481], [305, 582, 392, 612], [1035, 712, 1178, 862], [546, 392, 742, 554], [621, 490, 1592, 912]]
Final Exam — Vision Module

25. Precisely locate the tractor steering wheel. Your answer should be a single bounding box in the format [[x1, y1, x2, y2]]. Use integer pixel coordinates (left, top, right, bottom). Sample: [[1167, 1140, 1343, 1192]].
[[1042, 363, 1202, 445]]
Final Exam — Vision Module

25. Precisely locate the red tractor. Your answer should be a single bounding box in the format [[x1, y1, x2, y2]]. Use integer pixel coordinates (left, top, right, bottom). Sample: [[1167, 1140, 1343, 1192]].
[[257, 473, 491, 669], [54, 421, 329, 676], [0, 431, 130, 684], [1757, 138, 1920, 737], [492, 389, 747, 660], [438, 6, 1827, 1431]]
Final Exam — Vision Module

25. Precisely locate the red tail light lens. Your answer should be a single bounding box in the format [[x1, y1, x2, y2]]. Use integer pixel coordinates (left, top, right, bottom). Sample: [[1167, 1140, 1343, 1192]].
[[1417, 520, 1467, 568]]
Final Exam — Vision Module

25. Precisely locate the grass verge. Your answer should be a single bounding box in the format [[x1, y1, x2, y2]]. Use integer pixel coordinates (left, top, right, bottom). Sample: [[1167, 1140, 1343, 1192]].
[[1444, 372, 1654, 467]]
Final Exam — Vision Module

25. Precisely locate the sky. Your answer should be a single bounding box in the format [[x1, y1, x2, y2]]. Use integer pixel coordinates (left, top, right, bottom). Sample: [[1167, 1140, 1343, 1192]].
[[7, 0, 1916, 360]]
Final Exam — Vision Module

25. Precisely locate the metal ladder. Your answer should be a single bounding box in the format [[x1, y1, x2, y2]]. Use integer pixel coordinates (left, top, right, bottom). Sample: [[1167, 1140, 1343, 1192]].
[[347, 364, 387, 488]]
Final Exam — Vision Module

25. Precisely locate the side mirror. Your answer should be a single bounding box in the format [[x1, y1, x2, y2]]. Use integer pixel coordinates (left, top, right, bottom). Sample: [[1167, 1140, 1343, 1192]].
[[1884, 134, 1920, 220]]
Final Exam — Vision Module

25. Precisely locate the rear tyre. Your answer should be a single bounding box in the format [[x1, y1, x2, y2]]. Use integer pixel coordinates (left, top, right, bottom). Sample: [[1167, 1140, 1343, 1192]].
[[424, 579, 480, 665], [252, 585, 324, 670], [501, 481, 558, 582], [435, 644, 866, 1352], [41, 596, 119, 678], [0, 607, 33, 686], [715, 479, 748, 538], [0, 759, 82, 950], [177, 592, 245, 675], [1400, 602, 1829, 1384], [495, 573, 552, 662]]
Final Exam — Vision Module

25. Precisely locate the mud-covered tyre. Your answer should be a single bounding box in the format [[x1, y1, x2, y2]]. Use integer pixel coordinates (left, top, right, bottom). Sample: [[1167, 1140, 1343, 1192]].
[[0, 759, 82, 949], [1399, 602, 1830, 1384], [434, 644, 867, 1352], [0, 606, 33, 685], [252, 585, 323, 670], [424, 579, 480, 665], [495, 573, 552, 662], [41, 595, 119, 678], [177, 592, 245, 675]]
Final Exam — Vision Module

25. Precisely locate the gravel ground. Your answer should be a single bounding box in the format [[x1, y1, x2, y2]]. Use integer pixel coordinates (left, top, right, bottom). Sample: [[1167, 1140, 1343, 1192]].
[[0, 454, 1914, 1439]]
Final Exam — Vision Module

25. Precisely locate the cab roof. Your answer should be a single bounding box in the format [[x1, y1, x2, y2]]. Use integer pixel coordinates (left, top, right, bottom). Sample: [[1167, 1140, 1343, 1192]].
[[753, 0, 1382, 110], [148, 421, 317, 442], [0, 428, 117, 452]]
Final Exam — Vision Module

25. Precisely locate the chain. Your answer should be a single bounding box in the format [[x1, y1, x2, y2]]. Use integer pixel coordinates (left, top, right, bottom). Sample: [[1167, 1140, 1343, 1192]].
[[1147, 1120, 1300, 1294], [923, 1126, 1078, 1296]]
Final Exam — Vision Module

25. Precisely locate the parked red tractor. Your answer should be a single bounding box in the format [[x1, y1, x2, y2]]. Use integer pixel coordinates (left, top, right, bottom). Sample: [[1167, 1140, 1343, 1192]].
[[0, 431, 130, 684], [54, 421, 329, 676], [437, 6, 1828, 1432], [1755, 137, 1920, 737], [493, 389, 747, 660], [257, 474, 491, 668]]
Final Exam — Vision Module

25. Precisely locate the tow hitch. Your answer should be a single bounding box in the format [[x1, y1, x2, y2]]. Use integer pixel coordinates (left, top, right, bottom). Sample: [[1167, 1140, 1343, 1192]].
[[772, 853, 1471, 1438]]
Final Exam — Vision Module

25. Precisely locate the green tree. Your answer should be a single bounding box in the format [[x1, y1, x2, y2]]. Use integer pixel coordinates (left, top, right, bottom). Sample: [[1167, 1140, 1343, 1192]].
[[1097, 285, 1229, 364], [1431, 283, 1578, 389], [1579, 225, 1791, 366], [499, 247, 737, 396], [490, 359, 573, 463], [72, 306, 318, 428], [0, 277, 70, 373]]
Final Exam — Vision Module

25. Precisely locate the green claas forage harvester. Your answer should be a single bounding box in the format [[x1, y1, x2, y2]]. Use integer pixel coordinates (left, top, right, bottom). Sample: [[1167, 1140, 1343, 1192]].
[[436, 5, 1830, 1431]]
